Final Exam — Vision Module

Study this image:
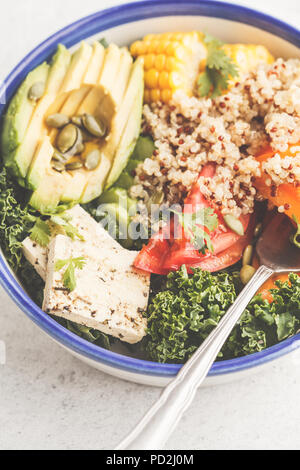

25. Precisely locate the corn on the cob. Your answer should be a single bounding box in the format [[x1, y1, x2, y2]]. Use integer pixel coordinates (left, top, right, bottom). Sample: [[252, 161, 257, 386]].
[[223, 44, 274, 85], [131, 32, 274, 103], [130, 32, 207, 103]]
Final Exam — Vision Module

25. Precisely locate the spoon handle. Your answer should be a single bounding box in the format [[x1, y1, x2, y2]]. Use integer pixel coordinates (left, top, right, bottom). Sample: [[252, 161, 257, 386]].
[[116, 265, 273, 451]]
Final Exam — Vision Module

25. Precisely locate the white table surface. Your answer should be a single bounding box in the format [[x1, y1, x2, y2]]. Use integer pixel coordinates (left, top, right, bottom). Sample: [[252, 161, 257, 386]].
[[0, 0, 300, 451]]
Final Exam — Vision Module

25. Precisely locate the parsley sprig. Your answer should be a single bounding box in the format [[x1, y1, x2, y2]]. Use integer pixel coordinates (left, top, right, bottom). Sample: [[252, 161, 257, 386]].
[[197, 34, 239, 98], [29, 213, 85, 247], [55, 256, 86, 292], [172, 207, 218, 254]]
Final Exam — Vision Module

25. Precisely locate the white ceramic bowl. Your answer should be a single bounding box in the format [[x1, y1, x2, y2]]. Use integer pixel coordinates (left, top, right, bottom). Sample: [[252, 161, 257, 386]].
[[0, 1, 299, 387]]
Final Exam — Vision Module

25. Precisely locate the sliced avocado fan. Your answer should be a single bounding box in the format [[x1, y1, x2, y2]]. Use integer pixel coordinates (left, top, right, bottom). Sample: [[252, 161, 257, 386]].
[[2, 40, 144, 214]]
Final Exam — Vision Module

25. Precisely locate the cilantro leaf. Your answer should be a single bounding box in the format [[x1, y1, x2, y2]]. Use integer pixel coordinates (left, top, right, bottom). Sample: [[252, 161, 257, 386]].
[[55, 256, 86, 292], [29, 212, 85, 249], [50, 214, 85, 242], [197, 33, 239, 98], [29, 218, 51, 247], [197, 69, 213, 97], [172, 207, 218, 253]]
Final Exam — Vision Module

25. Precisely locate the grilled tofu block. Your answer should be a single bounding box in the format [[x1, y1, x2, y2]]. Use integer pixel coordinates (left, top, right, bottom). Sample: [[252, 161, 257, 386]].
[[22, 237, 47, 281], [43, 233, 149, 344], [21, 205, 150, 344]]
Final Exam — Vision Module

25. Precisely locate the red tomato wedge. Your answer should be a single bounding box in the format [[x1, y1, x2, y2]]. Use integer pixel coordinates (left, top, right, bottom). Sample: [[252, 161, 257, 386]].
[[134, 163, 253, 275], [184, 215, 255, 273]]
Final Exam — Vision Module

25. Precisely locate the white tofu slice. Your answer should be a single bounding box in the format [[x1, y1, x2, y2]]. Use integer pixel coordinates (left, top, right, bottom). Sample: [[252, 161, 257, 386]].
[[22, 205, 114, 280], [43, 233, 150, 344], [22, 237, 47, 281]]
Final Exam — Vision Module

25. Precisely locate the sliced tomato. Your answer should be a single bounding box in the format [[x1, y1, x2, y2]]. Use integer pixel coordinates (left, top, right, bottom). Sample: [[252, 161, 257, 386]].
[[185, 162, 216, 209], [134, 226, 171, 275], [184, 215, 255, 273], [134, 163, 254, 275]]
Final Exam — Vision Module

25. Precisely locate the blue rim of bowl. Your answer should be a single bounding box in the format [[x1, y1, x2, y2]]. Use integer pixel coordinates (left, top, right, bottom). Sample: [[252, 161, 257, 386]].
[[0, 0, 300, 379]]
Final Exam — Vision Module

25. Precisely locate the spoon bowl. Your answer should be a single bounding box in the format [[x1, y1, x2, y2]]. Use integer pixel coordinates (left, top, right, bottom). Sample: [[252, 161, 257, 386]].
[[257, 213, 300, 273]]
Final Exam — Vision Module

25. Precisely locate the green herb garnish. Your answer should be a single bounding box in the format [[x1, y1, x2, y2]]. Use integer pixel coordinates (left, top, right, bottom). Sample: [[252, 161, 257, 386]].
[[197, 34, 239, 98], [50, 214, 85, 241], [55, 256, 86, 292], [292, 215, 300, 248], [172, 207, 218, 253], [29, 213, 85, 247], [29, 218, 51, 247]]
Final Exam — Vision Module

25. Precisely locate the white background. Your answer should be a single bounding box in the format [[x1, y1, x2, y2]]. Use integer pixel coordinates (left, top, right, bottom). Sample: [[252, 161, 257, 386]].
[[0, 0, 300, 451]]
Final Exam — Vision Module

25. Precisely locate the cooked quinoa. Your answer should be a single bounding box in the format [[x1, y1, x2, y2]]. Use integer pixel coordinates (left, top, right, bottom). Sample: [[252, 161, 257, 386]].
[[130, 58, 300, 218]]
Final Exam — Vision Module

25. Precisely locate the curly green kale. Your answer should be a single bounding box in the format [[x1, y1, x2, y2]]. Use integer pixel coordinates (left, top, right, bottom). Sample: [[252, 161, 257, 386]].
[[145, 266, 300, 363], [0, 168, 36, 266]]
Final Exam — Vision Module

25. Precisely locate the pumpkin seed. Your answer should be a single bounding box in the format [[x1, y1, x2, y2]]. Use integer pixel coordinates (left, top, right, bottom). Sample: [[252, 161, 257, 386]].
[[82, 114, 107, 138], [56, 124, 78, 154], [46, 113, 70, 129], [66, 161, 83, 171], [52, 160, 65, 172], [240, 264, 256, 285], [242, 245, 253, 267], [81, 128, 94, 142], [75, 143, 85, 155], [71, 116, 83, 127], [254, 222, 263, 238], [224, 214, 245, 236], [85, 150, 101, 171], [28, 81, 45, 101], [52, 149, 69, 163]]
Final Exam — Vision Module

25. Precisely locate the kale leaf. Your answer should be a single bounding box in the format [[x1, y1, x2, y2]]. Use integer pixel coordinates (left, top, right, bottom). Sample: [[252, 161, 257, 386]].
[[145, 267, 300, 363]]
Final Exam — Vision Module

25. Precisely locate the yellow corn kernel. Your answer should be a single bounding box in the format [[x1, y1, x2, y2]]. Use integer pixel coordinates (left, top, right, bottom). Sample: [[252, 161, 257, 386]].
[[130, 32, 208, 103], [144, 34, 156, 42], [165, 56, 177, 72], [150, 89, 161, 102], [131, 40, 147, 56], [161, 89, 172, 103], [148, 40, 160, 54], [144, 54, 156, 70], [157, 40, 170, 54], [144, 89, 151, 103], [223, 44, 274, 82], [145, 69, 159, 89], [155, 54, 166, 71], [158, 71, 170, 89]]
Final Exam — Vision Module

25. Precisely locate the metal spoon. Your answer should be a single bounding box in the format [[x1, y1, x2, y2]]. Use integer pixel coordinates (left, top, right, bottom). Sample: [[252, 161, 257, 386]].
[[116, 213, 300, 450]]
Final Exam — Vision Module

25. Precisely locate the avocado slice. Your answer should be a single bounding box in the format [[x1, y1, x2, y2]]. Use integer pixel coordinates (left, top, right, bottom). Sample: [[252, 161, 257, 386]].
[[45, 41, 93, 126], [104, 58, 144, 164], [83, 41, 105, 85], [98, 44, 122, 96], [29, 168, 72, 213], [26, 136, 53, 189], [105, 66, 144, 189], [12, 45, 71, 185], [27, 43, 142, 212], [2, 62, 49, 176]]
